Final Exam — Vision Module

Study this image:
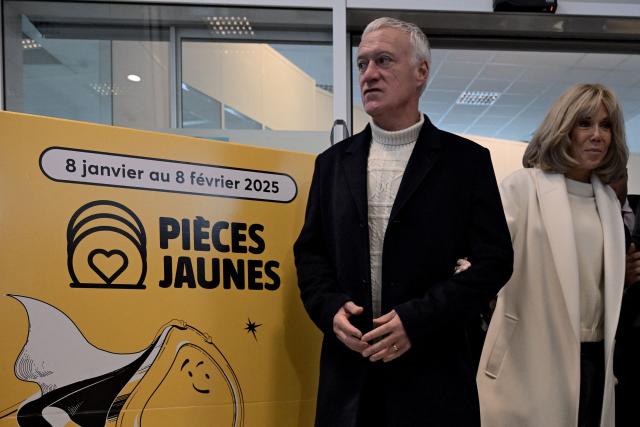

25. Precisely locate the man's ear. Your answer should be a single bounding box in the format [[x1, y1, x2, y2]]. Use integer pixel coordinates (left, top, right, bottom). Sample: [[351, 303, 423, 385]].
[[416, 60, 429, 88]]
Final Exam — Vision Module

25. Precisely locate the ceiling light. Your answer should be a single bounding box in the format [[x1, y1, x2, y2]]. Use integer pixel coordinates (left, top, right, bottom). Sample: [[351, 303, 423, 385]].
[[90, 83, 120, 96], [456, 91, 501, 106], [204, 16, 254, 37], [127, 74, 141, 82], [22, 38, 41, 50]]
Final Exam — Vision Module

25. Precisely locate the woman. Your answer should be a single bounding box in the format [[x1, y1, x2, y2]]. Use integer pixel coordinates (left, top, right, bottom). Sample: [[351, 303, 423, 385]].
[[477, 83, 628, 427]]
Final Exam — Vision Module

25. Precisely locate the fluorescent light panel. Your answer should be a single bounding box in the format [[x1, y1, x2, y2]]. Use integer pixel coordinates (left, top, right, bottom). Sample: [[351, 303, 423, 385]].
[[22, 38, 41, 49], [90, 83, 120, 96], [205, 16, 254, 36], [456, 91, 501, 106]]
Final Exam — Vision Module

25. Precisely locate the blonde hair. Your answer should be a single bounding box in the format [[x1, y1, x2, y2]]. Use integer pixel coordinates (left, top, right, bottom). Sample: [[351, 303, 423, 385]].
[[522, 83, 628, 183]]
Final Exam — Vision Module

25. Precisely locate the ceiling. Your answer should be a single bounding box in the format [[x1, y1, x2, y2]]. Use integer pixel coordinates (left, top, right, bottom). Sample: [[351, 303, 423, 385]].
[[354, 48, 640, 153]]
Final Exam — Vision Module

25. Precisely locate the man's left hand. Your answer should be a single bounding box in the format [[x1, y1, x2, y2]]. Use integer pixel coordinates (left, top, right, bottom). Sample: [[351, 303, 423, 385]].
[[360, 310, 411, 362]]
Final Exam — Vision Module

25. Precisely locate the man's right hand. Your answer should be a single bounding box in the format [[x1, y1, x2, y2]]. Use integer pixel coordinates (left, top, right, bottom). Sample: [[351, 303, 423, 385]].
[[333, 301, 368, 353]]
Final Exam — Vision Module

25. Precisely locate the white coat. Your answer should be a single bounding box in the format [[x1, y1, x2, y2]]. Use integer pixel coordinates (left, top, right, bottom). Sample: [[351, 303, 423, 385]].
[[477, 168, 625, 427]]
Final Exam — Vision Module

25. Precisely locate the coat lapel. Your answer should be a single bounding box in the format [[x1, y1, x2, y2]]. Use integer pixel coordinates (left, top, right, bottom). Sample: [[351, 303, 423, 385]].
[[592, 176, 625, 372], [389, 116, 441, 222], [341, 125, 371, 222], [534, 170, 581, 342]]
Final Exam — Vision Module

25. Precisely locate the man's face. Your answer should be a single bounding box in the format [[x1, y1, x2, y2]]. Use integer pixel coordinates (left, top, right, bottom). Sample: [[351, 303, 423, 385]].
[[609, 169, 628, 205], [357, 28, 428, 127]]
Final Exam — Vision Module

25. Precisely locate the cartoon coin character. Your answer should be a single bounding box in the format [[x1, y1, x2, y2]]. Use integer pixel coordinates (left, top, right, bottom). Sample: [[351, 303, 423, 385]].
[[0, 296, 244, 427], [114, 327, 244, 427], [124, 345, 241, 426]]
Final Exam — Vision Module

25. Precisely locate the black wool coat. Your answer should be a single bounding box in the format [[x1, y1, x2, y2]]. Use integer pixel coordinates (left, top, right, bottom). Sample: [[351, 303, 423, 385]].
[[294, 116, 514, 427], [615, 212, 640, 427]]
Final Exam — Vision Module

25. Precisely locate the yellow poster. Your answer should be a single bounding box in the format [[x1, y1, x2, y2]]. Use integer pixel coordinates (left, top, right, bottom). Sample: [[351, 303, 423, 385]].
[[0, 112, 320, 427]]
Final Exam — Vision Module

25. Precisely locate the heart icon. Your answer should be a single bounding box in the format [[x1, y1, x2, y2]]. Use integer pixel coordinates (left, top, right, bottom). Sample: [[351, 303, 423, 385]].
[[88, 249, 129, 285]]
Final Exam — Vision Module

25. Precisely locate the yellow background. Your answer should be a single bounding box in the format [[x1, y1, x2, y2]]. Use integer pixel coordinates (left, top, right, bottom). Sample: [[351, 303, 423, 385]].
[[0, 111, 320, 426]]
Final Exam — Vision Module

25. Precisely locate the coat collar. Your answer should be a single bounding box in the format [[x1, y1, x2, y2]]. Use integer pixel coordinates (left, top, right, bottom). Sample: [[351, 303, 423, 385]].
[[593, 176, 625, 373], [341, 114, 441, 222], [534, 170, 625, 344]]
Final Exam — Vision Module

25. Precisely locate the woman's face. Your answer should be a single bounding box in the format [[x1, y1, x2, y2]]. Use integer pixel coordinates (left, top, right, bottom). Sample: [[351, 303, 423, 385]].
[[566, 103, 612, 182]]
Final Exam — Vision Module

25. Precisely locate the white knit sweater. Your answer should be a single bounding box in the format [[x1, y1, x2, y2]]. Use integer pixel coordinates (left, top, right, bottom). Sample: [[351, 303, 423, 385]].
[[566, 177, 605, 342], [367, 115, 424, 318]]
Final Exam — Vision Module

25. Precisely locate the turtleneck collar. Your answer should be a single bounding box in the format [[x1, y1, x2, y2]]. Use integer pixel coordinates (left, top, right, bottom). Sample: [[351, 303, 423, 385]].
[[371, 114, 424, 146], [565, 176, 595, 197]]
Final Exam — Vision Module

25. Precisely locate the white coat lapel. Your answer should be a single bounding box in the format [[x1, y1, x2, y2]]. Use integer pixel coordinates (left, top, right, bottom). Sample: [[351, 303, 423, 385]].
[[592, 176, 625, 355], [592, 176, 625, 424], [534, 170, 581, 342]]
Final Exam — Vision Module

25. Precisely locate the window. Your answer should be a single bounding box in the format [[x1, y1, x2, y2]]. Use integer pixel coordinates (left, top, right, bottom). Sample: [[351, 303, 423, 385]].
[[4, 1, 333, 153], [4, 1, 170, 129]]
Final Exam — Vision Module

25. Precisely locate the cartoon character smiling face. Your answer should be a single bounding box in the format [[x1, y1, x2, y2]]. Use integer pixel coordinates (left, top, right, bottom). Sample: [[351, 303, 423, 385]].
[[141, 345, 239, 426], [181, 358, 212, 394]]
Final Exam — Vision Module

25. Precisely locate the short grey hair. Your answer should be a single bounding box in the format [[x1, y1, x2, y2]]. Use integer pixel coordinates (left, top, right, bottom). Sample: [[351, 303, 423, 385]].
[[362, 17, 431, 69]]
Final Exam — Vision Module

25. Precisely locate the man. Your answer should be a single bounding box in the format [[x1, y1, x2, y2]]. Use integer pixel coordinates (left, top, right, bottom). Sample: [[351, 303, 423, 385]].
[[294, 17, 513, 427], [609, 168, 636, 243], [631, 212, 640, 287], [615, 189, 640, 427]]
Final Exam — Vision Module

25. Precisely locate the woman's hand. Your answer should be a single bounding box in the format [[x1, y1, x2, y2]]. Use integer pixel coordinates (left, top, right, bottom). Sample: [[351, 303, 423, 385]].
[[454, 258, 471, 275]]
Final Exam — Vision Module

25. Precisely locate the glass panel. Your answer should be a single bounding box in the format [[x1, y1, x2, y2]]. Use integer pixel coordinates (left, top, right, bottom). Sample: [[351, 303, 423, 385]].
[[4, 1, 333, 153], [4, 1, 170, 130], [181, 40, 333, 132], [182, 83, 222, 129], [352, 46, 640, 155], [224, 106, 262, 130]]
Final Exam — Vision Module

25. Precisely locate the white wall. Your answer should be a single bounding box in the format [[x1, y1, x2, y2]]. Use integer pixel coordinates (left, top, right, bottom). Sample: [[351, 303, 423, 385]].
[[466, 135, 526, 184], [182, 42, 332, 131], [314, 88, 335, 131], [467, 135, 640, 194], [629, 154, 640, 194], [113, 41, 170, 129]]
